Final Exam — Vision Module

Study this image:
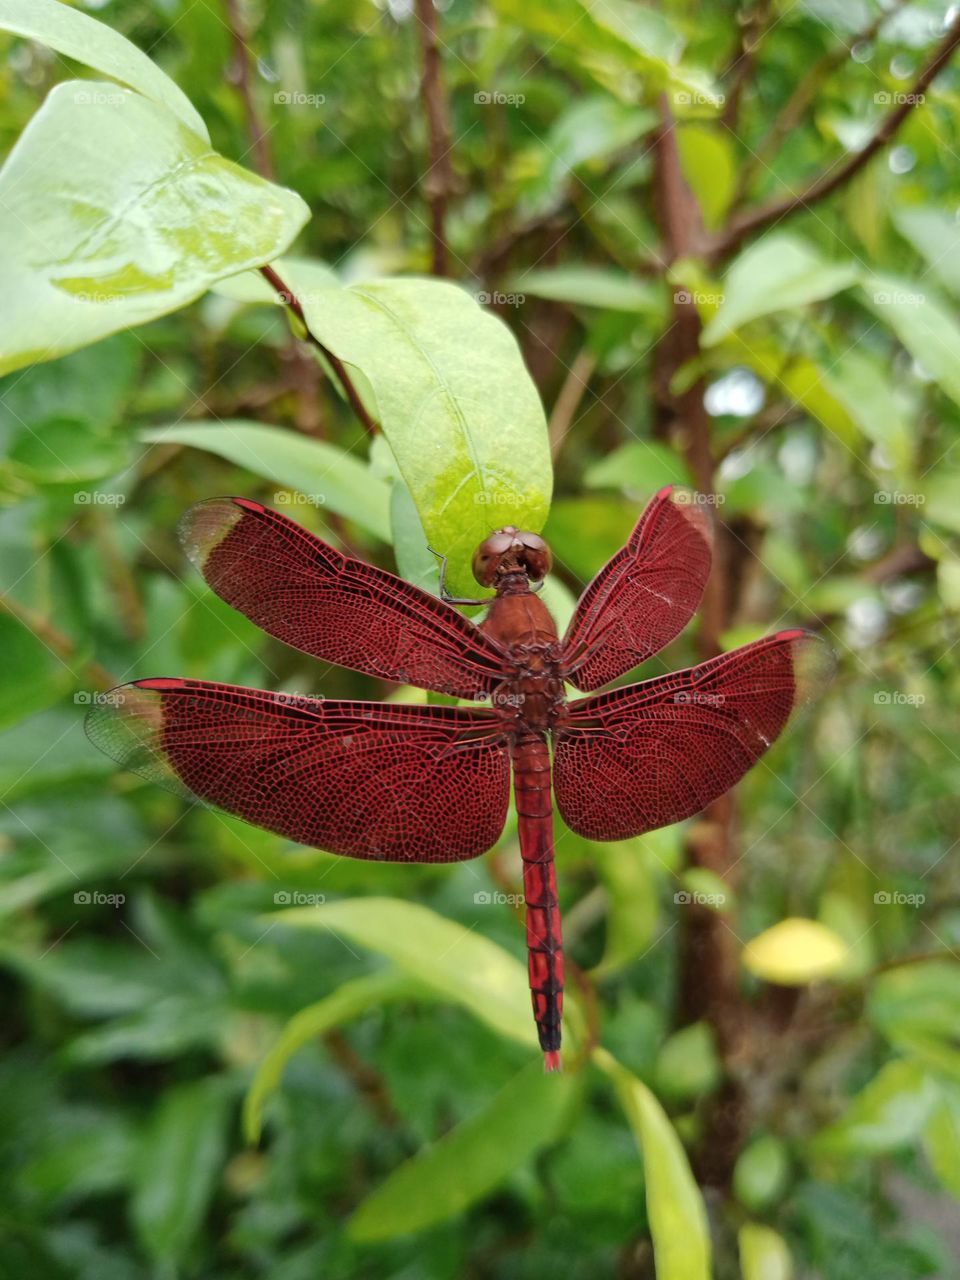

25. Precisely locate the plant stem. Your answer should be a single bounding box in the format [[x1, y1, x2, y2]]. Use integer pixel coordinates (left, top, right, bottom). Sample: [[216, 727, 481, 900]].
[[414, 0, 456, 276]]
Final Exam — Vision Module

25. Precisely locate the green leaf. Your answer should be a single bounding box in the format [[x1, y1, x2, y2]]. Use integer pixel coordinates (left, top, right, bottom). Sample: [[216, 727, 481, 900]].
[[922, 1085, 960, 1198], [595, 1048, 711, 1280], [0, 614, 72, 728], [271, 897, 538, 1048], [131, 1076, 231, 1265], [491, 0, 720, 105], [893, 207, 960, 298], [390, 477, 440, 592], [820, 348, 914, 476], [584, 441, 688, 494], [868, 960, 960, 1045], [211, 255, 338, 304], [594, 839, 660, 977], [676, 126, 735, 231], [862, 275, 960, 409], [654, 1022, 721, 1101], [702, 236, 858, 346], [141, 422, 390, 541], [0, 82, 309, 376], [738, 1223, 793, 1280], [0, 0, 208, 138], [512, 266, 662, 313], [244, 969, 419, 1143], [348, 1059, 579, 1240], [812, 1058, 940, 1156], [297, 279, 551, 595], [733, 1135, 791, 1212]]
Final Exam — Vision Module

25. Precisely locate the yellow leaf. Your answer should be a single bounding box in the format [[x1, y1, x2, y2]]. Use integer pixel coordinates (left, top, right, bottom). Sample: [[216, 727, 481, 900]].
[[742, 918, 848, 985]]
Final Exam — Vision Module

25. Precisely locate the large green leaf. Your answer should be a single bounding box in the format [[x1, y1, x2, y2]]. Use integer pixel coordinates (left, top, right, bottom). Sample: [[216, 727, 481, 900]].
[[893, 207, 960, 298], [0, 82, 309, 376], [131, 1076, 232, 1265], [141, 422, 390, 541], [296, 279, 551, 595], [0, 0, 208, 138], [491, 0, 720, 104], [244, 969, 420, 1143], [512, 265, 662, 313], [862, 275, 960, 409], [923, 1085, 960, 1199], [812, 1058, 940, 1156], [595, 1049, 712, 1280], [348, 1059, 579, 1240], [271, 897, 537, 1048], [702, 235, 858, 346]]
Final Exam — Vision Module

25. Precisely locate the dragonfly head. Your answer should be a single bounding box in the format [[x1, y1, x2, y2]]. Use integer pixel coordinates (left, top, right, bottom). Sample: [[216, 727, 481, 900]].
[[472, 527, 552, 587]]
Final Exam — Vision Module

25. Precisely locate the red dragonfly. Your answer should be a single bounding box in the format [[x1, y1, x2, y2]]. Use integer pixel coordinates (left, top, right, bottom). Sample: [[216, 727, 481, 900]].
[[86, 487, 829, 1069]]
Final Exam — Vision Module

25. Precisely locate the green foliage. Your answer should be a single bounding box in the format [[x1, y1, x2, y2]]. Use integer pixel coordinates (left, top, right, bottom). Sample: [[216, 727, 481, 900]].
[[1, 0, 960, 1275]]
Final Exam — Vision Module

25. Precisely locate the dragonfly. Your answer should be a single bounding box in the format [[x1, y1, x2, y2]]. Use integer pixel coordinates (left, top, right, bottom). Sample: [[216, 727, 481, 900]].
[[86, 486, 830, 1070]]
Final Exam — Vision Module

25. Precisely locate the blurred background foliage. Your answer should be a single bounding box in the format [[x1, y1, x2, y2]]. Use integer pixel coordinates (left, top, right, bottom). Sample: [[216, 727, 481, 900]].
[[2, 0, 960, 1276]]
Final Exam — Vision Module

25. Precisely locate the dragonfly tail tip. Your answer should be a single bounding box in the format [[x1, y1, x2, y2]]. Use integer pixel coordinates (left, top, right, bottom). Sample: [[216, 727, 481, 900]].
[[543, 1050, 563, 1073]]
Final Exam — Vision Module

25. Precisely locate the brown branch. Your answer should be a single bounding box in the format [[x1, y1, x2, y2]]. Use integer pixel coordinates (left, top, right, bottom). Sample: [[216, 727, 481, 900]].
[[732, 0, 909, 207], [414, 0, 456, 276], [720, 1, 773, 132], [651, 93, 754, 1189], [224, 0, 275, 181], [259, 265, 379, 435], [712, 12, 960, 261]]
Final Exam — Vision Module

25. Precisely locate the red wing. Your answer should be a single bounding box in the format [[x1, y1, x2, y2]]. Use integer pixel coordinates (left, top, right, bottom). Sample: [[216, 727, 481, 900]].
[[85, 679, 510, 861], [553, 630, 833, 841], [560, 486, 713, 692], [178, 498, 506, 700]]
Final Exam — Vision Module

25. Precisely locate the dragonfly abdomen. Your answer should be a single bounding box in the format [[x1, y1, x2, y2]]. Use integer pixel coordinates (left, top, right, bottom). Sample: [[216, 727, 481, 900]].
[[512, 732, 564, 1070]]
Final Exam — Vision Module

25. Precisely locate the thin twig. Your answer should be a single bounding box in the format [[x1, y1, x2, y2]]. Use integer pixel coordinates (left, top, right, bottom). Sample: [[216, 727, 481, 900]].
[[224, 0, 275, 181], [711, 12, 960, 260], [414, 0, 456, 276], [259, 264, 379, 435], [547, 349, 597, 460]]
